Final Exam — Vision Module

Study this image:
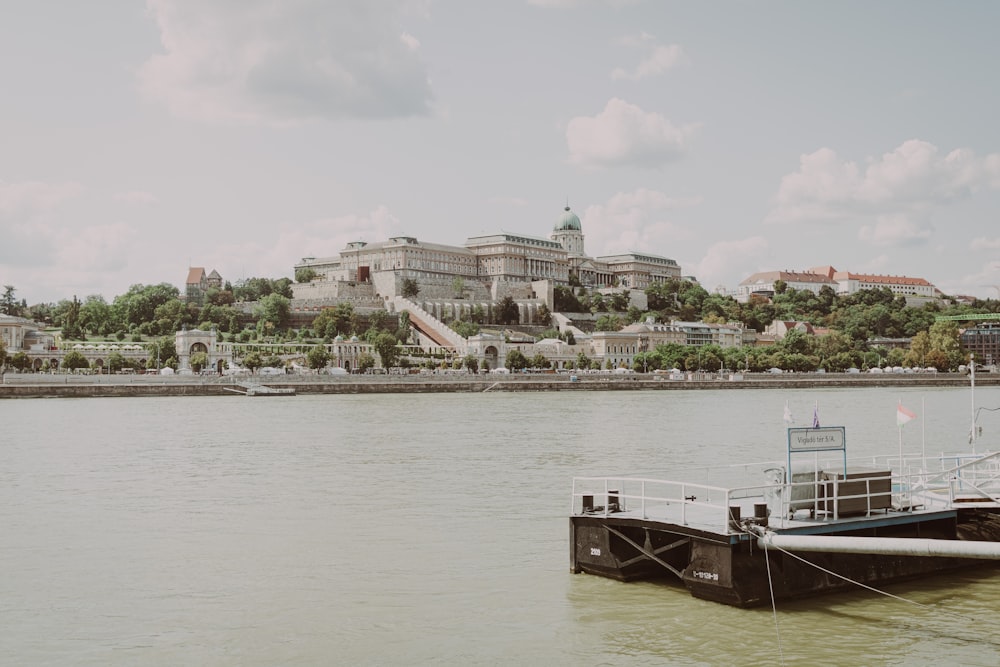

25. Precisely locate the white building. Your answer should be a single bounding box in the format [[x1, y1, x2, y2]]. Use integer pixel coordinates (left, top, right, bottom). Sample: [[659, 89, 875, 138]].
[[292, 205, 681, 301], [737, 270, 837, 302], [738, 266, 938, 302]]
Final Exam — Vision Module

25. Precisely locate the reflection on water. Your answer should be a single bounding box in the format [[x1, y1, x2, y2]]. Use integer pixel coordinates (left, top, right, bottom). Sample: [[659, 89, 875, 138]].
[[1, 387, 1000, 665]]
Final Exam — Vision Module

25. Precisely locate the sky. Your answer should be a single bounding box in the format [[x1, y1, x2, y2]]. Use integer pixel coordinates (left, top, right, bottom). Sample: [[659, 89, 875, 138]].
[[3, 0, 1000, 305]]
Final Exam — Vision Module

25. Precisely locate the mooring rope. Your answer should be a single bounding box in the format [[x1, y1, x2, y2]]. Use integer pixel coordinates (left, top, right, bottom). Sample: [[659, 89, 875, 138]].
[[745, 521, 1000, 661], [758, 532, 1000, 638], [760, 534, 785, 667]]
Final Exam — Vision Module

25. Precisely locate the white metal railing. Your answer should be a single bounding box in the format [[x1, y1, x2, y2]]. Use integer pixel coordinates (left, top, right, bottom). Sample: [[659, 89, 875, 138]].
[[571, 476, 735, 532], [571, 456, 1000, 535]]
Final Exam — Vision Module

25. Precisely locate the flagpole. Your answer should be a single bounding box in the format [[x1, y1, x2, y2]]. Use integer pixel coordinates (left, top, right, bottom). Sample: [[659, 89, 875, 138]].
[[970, 354, 976, 454], [898, 399, 904, 489], [920, 395, 926, 466]]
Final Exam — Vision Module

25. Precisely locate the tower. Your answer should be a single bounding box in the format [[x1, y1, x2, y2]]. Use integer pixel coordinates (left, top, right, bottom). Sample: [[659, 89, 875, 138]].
[[551, 205, 584, 257]]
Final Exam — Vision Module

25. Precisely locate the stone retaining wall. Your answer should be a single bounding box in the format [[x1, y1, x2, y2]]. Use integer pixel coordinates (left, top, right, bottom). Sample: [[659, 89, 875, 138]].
[[1, 373, 996, 398]]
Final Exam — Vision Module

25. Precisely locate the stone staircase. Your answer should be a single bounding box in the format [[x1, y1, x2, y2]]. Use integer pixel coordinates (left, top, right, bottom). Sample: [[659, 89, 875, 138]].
[[393, 297, 467, 353]]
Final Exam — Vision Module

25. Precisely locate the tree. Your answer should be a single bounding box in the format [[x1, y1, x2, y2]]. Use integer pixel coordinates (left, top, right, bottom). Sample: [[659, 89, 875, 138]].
[[594, 315, 623, 331], [9, 351, 30, 372], [295, 267, 318, 283], [254, 293, 291, 333], [60, 296, 85, 340], [331, 302, 357, 336], [146, 336, 177, 370], [449, 320, 479, 338], [529, 353, 550, 369], [189, 352, 209, 373], [701, 293, 738, 323], [780, 329, 816, 356], [62, 350, 89, 371], [401, 278, 420, 299], [79, 295, 114, 336], [0, 340, 6, 369], [928, 320, 963, 370], [205, 288, 235, 307], [307, 345, 331, 370], [113, 283, 181, 329], [904, 330, 932, 368], [451, 276, 465, 298], [610, 292, 629, 312], [536, 304, 551, 327], [313, 303, 356, 338], [367, 310, 388, 332], [242, 351, 263, 373], [1, 285, 23, 316], [505, 348, 528, 371], [497, 296, 519, 325], [153, 298, 196, 335], [646, 279, 680, 313], [462, 355, 479, 373], [683, 352, 700, 371], [633, 351, 659, 372], [357, 352, 376, 372], [553, 286, 584, 312], [396, 311, 411, 342], [924, 349, 950, 372], [107, 352, 125, 374], [373, 332, 399, 367]]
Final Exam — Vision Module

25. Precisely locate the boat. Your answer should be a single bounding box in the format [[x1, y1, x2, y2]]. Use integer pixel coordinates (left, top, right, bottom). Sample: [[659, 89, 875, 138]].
[[245, 384, 295, 396], [569, 365, 1000, 607]]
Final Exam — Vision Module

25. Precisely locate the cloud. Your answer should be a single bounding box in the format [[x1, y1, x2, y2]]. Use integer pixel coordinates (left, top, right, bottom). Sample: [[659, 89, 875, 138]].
[[950, 260, 1000, 299], [53, 222, 138, 273], [693, 237, 769, 290], [400, 32, 420, 52], [580, 188, 699, 257], [858, 214, 932, 247], [971, 237, 1000, 251], [487, 196, 529, 208], [566, 98, 698, 168], [526, 0, 585, 7], [0, 180, 86, 267], [527, 0, 641, 7], [139, 0, 433, 124], [0, 180, 85, 219], [612, 43, 685, 81], [212, 205, 404, 281], [114, 190, 159, 205], [767, 140, 1000, 226]]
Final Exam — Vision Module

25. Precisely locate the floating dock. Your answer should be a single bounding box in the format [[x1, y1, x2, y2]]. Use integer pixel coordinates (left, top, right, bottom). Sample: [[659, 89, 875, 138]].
[[570, 444, 1000, 607], [223, 383, 296, 397]]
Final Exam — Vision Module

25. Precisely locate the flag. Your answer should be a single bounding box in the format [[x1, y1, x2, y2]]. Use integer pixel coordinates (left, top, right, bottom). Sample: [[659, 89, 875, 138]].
[[897, 403, 917, 427], [783, 401, 794, 425], [812, 404, 820, 428]]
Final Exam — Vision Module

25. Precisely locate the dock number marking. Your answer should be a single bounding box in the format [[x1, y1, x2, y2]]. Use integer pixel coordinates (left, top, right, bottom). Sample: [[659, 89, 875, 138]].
[[590, 548, 601, 556], [693, 570, 719, 582]]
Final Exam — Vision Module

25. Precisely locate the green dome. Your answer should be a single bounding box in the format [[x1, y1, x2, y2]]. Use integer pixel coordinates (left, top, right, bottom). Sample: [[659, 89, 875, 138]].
[[554, 206, 582, 232]]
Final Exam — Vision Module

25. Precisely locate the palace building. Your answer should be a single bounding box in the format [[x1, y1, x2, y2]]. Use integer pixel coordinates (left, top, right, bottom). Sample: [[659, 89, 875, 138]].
[[292, 205, 681, 301]]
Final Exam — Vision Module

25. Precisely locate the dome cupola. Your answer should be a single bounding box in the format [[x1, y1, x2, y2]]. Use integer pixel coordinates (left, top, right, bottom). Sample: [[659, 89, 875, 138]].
[[554, 206, 582, 232]]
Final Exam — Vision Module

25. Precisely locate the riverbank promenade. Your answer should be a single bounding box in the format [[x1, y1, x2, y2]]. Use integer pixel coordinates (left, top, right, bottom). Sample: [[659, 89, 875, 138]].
[[2, 371, 997, 398]]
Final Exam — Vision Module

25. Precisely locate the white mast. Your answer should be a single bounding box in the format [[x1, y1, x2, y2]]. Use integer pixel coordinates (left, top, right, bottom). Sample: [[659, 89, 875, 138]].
[[970, 353, 977, 453]]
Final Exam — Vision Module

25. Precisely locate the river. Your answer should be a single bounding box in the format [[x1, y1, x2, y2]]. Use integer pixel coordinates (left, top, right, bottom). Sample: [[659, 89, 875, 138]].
[[2, 386, 1000, 666]]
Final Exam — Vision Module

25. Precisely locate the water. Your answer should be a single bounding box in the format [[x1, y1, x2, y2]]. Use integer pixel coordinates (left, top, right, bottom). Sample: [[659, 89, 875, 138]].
[[3, 386, 1000, 666]]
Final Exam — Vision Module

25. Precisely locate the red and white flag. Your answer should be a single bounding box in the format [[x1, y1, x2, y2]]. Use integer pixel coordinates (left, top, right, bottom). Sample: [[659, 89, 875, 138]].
[[897, 403, 917, 427]]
